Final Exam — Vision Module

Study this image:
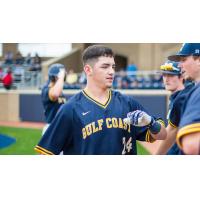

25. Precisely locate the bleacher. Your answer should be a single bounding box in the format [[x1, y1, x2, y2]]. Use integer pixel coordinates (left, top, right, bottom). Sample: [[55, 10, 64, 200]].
[[0, 64, 164, 90], [0, 64, 42, 89]]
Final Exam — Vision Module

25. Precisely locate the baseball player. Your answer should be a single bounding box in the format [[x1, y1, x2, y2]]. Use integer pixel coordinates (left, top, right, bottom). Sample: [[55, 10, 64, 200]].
[[41, 63, 67, 134], [168, 43, 200, 154], [35, 45, 167, 155], [155, 61, 192, 155]]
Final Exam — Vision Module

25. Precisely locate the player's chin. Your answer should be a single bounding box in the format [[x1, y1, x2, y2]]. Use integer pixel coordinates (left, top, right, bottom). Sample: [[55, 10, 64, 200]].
[[165, 86, 173, 91], [106, 82, 113, 88]]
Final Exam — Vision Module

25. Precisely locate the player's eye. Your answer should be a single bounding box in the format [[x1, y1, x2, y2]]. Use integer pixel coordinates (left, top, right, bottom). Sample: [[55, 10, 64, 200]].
[[101, 65, 109, 69]]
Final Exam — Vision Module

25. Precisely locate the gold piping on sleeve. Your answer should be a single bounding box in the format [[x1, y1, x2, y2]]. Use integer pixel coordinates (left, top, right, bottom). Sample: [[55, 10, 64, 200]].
[[34, 145, 54, 155], [157, 119, 165, 127], [146, 129, 156, 143], [168, 120, 177, 128], [176, 123, 200, 149]]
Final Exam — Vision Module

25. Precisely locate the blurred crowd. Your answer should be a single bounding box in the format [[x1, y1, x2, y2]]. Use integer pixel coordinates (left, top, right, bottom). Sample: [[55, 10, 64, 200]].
[[63, 67, 164, 90], [3, 51, 41, 71], [0, 51, 42, 90], [0, 52, 164, 90]]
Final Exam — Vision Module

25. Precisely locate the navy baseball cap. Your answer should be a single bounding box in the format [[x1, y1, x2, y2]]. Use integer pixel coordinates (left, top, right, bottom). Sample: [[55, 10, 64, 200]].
[[48, 63, 66, 81], [159, 61, 181, 75], [168, 43, 200, 62]]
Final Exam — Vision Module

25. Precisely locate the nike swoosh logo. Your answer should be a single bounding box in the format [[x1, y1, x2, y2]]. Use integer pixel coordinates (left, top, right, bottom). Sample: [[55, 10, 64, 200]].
[[82, 111, 90, 116]]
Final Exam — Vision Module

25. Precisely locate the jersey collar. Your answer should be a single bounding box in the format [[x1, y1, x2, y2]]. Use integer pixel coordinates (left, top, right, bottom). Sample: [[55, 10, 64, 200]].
[[82, 89, 112, 109]]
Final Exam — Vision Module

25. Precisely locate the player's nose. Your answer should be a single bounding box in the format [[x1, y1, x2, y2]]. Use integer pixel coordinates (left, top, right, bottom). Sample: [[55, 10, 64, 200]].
[[109, 66, 115, 75]]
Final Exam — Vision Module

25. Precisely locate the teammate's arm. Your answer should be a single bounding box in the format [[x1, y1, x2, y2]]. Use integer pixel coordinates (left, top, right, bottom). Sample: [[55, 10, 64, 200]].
[[176, 87, 200, 155], [155, 124, 178, 154], [49, 69, 66, 101], [180, 132, 200, 155]]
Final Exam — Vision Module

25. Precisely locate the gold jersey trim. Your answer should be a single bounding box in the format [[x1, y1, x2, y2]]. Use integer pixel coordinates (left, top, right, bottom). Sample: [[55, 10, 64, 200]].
[[168, 120, 177, 128], [82, 90, 112, 109], [34, 145, 54, 155], [176, 123, 200, 149], [145, 129, 156, 143]]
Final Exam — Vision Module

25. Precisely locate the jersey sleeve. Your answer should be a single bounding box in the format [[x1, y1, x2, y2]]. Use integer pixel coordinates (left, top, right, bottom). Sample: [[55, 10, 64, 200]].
[[168, 98, 182, 128], [34, 103, 73, 155], [41, 86, 50, 103], [177, 86, 200, 149]]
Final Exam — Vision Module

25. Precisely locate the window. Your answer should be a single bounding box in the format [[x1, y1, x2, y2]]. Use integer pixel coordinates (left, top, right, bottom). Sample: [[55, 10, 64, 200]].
[[18, 43, 72, 57]]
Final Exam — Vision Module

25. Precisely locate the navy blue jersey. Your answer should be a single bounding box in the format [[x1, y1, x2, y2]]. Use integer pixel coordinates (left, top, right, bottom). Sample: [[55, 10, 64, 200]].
[[167, 83, 194, 155], [41, 84, 66, 123], [165, 90, 181, 155], [177, 83, 200, 149], [35, 90, 163, 155], [168, 82, 194, 128], [167, 90, 181, 121]]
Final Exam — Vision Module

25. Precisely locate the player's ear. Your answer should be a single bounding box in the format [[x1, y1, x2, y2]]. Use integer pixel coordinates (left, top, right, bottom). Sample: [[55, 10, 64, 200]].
[[84, 64, 93, 76]]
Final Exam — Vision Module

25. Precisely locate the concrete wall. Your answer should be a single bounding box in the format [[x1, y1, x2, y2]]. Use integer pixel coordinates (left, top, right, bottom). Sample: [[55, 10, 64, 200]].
[[0, 92, 19, 121]]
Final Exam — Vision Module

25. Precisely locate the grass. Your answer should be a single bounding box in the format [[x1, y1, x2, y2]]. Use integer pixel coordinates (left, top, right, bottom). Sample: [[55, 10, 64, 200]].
[[137, 142, 150, 155], [0, 126, 42, 155], [0, 126, 150, 155]]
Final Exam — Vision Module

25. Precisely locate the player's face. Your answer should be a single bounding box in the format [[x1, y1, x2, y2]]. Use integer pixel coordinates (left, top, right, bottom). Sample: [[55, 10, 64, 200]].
[[162, 74, 182, 92], [91, 56, 116, 89], [179, 56, 200, 82]]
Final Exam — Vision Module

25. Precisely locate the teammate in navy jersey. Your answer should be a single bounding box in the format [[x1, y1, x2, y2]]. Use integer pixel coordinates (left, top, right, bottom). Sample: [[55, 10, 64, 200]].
[[155, 61, 185, 155], [35, 45, 167, 155], [41, 63, 67, 134], [168, 43, 200, 154]]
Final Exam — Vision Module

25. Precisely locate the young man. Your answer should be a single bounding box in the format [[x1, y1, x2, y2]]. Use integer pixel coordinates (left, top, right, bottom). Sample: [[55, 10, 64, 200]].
[[41, 63, 67, 134], [35, 45, 167, 155], [168, 43, 200, 155], [155, 61, 185, 155]]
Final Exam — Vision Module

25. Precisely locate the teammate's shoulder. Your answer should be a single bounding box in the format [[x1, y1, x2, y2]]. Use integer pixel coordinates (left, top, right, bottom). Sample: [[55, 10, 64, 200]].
[[187, 84, 200, 102], [112, 90, 128, 99], [64, 91, 83, 104]]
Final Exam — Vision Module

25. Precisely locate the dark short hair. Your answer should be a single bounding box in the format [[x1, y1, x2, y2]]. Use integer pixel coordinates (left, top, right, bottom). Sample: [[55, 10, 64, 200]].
[[82, 45, 114, 65]]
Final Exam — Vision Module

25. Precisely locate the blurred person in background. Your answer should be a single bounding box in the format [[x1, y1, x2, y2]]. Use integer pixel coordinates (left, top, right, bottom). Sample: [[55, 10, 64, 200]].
[[0, 66, 4, 81], [4, 51, 13, 65], [2, 67, 13, 90], [41, 63, 67, 135], [14, 51, 24, 65]]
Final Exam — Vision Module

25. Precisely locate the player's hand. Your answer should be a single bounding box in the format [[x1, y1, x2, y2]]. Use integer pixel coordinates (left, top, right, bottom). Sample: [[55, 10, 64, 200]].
[[58, 69, 66, 80], [123, 110, 153, 127]]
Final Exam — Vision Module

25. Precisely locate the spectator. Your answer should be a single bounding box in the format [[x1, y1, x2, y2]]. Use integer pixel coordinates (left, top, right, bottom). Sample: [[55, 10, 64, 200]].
[[15, 51, 24, 65], [66, 69, 78, 84], [4, 51, 13, 65], [24, 53, 32, 65], [126, 62, 138, 77], [2, 67, 13, 90], [29, 53, 42, 71], [34, 53, 41, 65], [0, 67, 4, 81]]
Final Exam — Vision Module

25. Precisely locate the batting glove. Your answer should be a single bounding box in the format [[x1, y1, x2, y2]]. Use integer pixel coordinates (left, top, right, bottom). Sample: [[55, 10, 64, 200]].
[[123, 110, 161, 134], [123, 110, 152, 127], [58, 69, 66, 80]]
